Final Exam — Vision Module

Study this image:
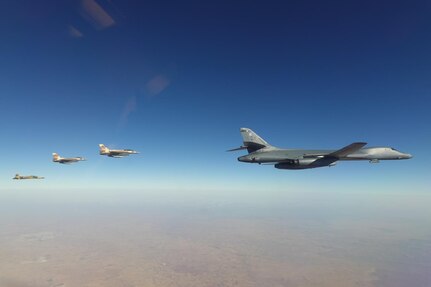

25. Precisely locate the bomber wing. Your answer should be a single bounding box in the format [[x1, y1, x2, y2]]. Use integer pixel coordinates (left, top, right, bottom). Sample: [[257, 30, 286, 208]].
[[288, 142, 367, 160], [328, 142, 367, 158]]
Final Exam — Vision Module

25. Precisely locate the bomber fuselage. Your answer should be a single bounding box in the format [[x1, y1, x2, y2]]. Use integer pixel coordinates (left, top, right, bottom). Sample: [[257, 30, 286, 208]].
[[238, 147, 412, 164]]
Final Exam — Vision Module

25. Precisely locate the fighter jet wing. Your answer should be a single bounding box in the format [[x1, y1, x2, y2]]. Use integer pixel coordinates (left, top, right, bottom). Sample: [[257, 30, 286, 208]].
[[109, 151, 126, 156], [328, 142, 367, 158], [107, 150, 128, 157], [59, 158, 76, 163]]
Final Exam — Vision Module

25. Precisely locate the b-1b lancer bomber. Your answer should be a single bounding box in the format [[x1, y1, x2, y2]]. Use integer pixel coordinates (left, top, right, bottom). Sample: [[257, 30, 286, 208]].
[[99, 144, 139, 158], [229, 128, 412, 170], [13, 174, 44, 180], [52, 153, 86, 164]]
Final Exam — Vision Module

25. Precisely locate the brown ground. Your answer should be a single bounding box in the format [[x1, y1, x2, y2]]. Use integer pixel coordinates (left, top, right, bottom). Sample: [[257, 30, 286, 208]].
[[1, 196, 430, 287]]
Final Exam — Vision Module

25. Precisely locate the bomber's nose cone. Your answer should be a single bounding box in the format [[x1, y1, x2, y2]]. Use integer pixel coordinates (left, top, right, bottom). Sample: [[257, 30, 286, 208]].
[[405, 153, 413, 159]]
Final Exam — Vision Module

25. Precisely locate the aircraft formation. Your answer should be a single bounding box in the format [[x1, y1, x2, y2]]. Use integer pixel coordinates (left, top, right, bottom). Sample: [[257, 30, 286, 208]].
[[14, 128, 412, 179], [13, 144, 138, 180]]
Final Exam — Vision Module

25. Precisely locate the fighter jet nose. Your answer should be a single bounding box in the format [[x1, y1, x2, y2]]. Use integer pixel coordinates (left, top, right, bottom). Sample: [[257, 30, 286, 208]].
[[400, 153, 412, 159], [238, 156, 247, 162]]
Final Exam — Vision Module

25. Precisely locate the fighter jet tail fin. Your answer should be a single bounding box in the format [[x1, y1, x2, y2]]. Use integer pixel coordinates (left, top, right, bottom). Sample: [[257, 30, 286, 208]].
[[99, 144, 110, 154], [239, 128, 272, 153], [52, 153, 60, 161]]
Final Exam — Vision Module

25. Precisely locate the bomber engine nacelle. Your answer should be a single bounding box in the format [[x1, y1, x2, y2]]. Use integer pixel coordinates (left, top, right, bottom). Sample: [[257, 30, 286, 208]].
[[275, 158, 317, 169], [275, 158, 337, 170]]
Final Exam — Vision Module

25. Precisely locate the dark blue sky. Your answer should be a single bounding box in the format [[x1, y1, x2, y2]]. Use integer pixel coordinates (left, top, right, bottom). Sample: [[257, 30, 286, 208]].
[[1, 0, 429, 191]]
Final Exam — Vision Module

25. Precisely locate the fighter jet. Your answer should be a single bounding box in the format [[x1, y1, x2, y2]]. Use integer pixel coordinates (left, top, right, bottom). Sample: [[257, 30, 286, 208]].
[[52, 153, 85, 164], [99, 144, 139, 158], [228, 128, 412, 170], [13, 174, 44, 180]]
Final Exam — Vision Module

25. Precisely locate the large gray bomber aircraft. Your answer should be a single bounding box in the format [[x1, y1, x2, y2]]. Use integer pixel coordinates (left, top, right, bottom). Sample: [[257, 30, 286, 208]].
[[229, 128, 412, 170]]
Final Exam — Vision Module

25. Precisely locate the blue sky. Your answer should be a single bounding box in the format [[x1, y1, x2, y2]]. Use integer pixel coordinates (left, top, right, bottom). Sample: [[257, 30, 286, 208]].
[[0, 0, 430, 194]]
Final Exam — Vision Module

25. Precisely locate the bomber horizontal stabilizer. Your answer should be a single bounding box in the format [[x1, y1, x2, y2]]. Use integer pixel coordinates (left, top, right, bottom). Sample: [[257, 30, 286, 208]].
[[226, 146, 248, 152]]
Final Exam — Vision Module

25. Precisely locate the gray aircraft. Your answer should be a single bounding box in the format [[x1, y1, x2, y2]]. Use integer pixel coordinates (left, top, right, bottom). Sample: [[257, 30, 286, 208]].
[[13, 174, 44, 180], [229, 128, 412, 170], [52, 153, 86, 164], [99, 144, 139, 158]]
